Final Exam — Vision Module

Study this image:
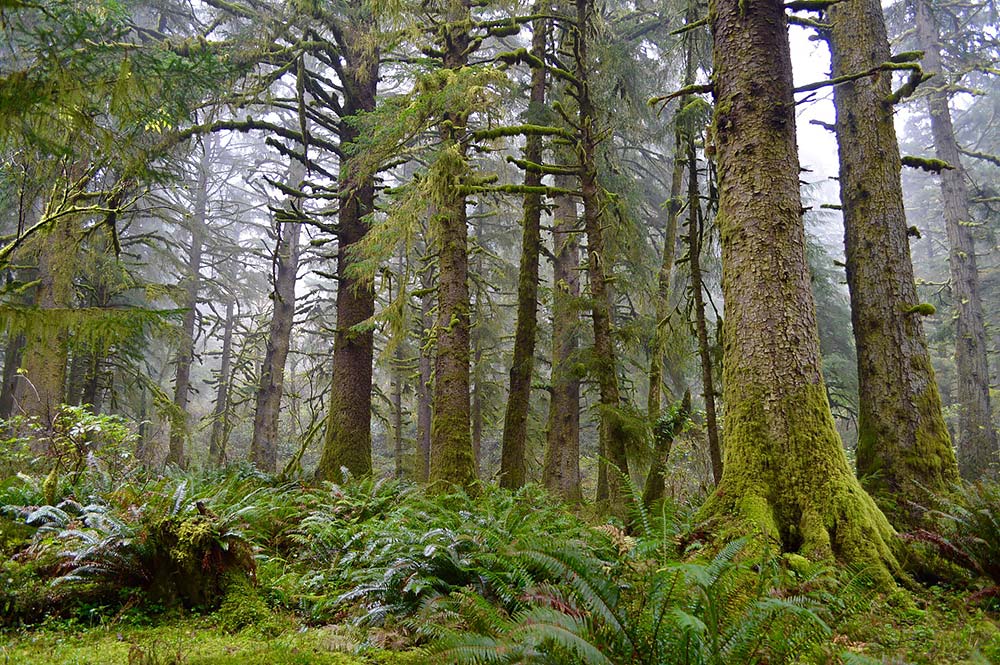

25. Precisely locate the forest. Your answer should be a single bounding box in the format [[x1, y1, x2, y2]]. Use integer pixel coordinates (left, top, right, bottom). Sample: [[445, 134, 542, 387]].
[[0, 0, 999, 662]]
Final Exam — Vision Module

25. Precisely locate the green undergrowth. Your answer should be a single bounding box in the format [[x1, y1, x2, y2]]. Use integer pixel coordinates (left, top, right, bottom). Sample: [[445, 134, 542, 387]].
[[0, 463, 997, 664]]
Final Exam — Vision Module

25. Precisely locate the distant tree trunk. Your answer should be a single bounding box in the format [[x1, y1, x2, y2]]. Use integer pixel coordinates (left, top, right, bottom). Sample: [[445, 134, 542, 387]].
[[499, 15, 547, 489], [827, 0, 958, 511], [574, 0, 628, 511], [315, 29, 379, 481], [0, 331, 25, 419], [209, 298, 235, 467], [392, 248, 406, 480], [471, 338, 484, 475], [79, 351, 102, 412], [251, 166, 304, 473], [643, 390, 690, 508], [427, 8, 478, 490], [687, 144, 723, 485], [648, 144, 684, 422], [166, 145, 209, 469], [916, 0, 998, 479], [417, 260, 434, 482], [543, 177, 582, 502], [700, 0, 899, 582]]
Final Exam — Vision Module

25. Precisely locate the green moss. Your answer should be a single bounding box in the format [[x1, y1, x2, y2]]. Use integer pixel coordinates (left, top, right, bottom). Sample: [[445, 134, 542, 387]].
[[216, 577, 284, 636], [699, 382, 900, 587], [903, 302, 936, 316]]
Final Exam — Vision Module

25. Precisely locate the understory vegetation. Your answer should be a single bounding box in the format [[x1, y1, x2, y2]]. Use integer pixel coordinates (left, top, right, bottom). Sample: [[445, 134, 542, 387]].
[[1, 436, 998, 664]]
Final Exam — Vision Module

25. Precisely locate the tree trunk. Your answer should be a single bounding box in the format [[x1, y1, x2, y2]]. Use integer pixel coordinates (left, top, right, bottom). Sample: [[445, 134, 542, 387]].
[[827, 0, 958, 512], [251, 164, 304, 473], [701, 0, 899, 582], [315, 29, 379, 481], [166, 145, 209, 469], [417, 260, 434, 482], [209, 298, 235, 467], [499, 15, 547, 489], [427, 6, 478, 490], [643, 390, 690, 508], [543, 177, 582, 502], [916, 0, 998, 479], [687, 144, 723, 485], [574, 0, 628, 512], [0, 331, 25, 419]]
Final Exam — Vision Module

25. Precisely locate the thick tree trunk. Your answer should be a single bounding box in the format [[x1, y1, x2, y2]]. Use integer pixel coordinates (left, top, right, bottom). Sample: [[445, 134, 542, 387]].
[[916, 0, 998, 479], [499, 15, 547, 489], [251, 165, 304, 473], [17, 217, 74, 426], [827, 0, 958, 511], [543, 178, 582, 502], [209, 298, 235, 467], [166, 147, 209, 468], [701, 0, 899, 582], [427, 6, 478, 489], [687, 145, 723, 485], [574, 0, 628, 511], [315, 30, 379, 481]]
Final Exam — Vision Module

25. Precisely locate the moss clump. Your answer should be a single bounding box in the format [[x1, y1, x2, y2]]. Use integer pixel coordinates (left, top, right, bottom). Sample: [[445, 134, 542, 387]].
[[903, 302, 936, 316], [216, 577, 284, 636]]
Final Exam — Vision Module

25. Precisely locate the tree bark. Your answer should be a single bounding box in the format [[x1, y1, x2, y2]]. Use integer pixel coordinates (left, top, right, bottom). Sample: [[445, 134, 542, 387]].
[[916, 0, 998, 479], [499, 15, 547, 489], [700, 0, 899, 582], [573, 0, 628, 512], [251, 164, 304, 473], [827, 0, 959, 512], [209, 298, 235, 467], [315, 24, 379, 481], [426, 2, 478, 489], [543, 177, 582, 502], [166, 145, 209, 468]]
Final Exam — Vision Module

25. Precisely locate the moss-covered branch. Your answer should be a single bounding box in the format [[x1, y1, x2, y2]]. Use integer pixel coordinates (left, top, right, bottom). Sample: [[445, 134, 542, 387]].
[[959, 147, 1000, 168], [901, 155, 955, 172], [473, 124, 575, 141], [795, 61, 921, 93], [649, 83, 714, 110], [506, 156, 581, 176]]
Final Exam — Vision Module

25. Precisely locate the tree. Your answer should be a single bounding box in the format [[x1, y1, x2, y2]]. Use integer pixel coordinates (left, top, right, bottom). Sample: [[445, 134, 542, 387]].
[[915, 0, 999, 479], [700, 0, 899, 581], [826, 0, 959, 511]]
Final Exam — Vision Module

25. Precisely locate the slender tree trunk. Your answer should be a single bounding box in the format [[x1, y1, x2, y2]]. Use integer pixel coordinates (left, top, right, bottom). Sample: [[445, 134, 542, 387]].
[[916, 0, 998, 479], [827, 0, 958, 511], [427, 5, 478, 489], [251, 164, 304, 473], [543, 177, 582, 502], [417, 261, 434, 482], [316, 29, 380, 481], [700, 0, 899, 582], [392, 248, 406, 480], [687, 144, 723, 485], [209, 298, 235, 467], [643, 390, 690, 508], [499, 15, 547, 489], [0, 331, 25, 419], [166, 146, 209, 468], [574, 0, 628, 511]]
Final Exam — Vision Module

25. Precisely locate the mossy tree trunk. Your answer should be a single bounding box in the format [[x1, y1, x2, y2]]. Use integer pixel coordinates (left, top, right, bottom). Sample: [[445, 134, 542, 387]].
[[687, 143, 723, 485], [499, 15, 547, 490], [208, 298, 235, 467], [417, 257, 435, 482], [543, 178, 583, 502], [573, 0, 629, 513], [251, 164, 304, 473], [166, 145, 209, 469], [827, 0, 959, 513], [701, 0, 899, 582], [316, 25, 379, 481], [916, 0, 998, 479], [18, 217, 74, 426], [427, 0, 478, 489]]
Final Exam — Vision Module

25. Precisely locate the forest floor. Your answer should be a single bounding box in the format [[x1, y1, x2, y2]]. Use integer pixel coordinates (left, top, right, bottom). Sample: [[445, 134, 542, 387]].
[[1, 470, 998, 664], [1, 582, 998, 664]]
